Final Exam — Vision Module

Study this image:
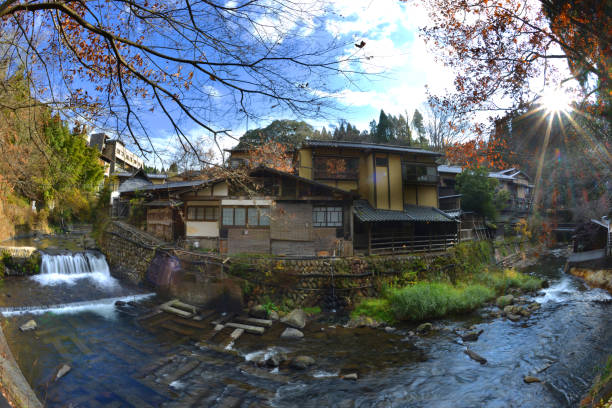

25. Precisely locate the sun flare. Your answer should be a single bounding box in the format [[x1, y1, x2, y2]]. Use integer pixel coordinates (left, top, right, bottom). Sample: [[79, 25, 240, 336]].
[[539, 88, 572, 113]]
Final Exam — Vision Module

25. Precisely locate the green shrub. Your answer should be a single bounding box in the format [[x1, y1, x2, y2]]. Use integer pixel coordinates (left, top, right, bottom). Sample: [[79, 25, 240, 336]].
[[387, 282, 494, 321], [351, 298, 394, 323], [475, 268, 542, 294]]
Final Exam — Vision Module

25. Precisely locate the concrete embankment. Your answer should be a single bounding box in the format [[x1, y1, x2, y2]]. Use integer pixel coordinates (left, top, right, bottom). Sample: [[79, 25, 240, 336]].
[[0, 324, 43, 408]]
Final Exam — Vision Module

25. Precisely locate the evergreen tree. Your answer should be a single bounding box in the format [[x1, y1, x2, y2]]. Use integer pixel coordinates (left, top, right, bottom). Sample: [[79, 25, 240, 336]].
[[375, 110, 392, 143], [412, 109, 426, 144]]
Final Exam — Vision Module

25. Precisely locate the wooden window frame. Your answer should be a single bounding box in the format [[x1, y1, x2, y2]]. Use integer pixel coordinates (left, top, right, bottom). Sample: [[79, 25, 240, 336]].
[[186, 206, 218, 221], [313, 206, 343, 228], [222, 206, 270, 228], [312, 156, 359, 180]]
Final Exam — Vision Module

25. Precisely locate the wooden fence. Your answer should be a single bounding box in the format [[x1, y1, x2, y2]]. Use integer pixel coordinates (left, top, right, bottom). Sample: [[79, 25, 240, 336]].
[[369, 233, 458, 255]]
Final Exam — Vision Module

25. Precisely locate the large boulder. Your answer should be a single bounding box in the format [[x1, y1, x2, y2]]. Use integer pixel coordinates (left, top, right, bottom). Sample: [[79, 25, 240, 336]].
[[496, 295, 514, 308], [280, 328, 304, 339], [290, 355, 315, 370], [281, 309, 306, 329]]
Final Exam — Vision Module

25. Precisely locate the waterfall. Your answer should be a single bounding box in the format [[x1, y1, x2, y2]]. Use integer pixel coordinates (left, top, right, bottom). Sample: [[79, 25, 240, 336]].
[[32, 252, 118, 288]]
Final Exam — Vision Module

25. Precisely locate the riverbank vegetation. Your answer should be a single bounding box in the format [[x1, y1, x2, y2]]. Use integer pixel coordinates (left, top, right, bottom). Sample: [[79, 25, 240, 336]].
[[352, 240, 542, 323], [0, 69, 104, 240], [581, 355, 612, 408]]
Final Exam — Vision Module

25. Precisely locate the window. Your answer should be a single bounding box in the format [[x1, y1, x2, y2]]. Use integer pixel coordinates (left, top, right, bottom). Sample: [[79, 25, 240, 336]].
[[187, 206, 218, 221], [222, 207, 270, 227], [375, 157, 388, 166], [313, 206, 343, 227], [313, 157, 359, 180], [234, 208, 246, 225], [401, 162, 437, 183]]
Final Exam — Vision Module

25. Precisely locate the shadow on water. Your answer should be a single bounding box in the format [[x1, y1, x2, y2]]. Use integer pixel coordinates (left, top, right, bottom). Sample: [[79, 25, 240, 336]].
[[0, 246, 610, 407]]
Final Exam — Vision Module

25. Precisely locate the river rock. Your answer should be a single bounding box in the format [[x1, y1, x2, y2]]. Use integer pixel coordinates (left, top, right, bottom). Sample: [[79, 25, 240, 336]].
[[524, 375, 541, 383], [507, 313, 522, 322], [265, 353, 287, 367], [464, 348, 487, 364], [249, 305, 268, 319], [527, 302, 541, 311], [345, 316, 380, 329], [280, 328, 304, 339], [342, 373, 358, 380], [115, 300, 126, 307], [541, 280, 549, 288], [384, 326, 396, 333], [519, 308, 531, 317], [269, 310, 280, 321], [290, 355, 315, 370], [503, 305, 522, 315], [281, 309, 306, 329], [461, 329, 484, 342], [55, 364, 71, 381], [496, 295, 514, 308], [19, 319, 37, 332], [416, 323, 433, 335]]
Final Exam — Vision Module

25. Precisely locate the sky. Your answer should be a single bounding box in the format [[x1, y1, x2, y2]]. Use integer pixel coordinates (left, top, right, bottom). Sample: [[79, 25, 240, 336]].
[[96, 0, 457, 168]]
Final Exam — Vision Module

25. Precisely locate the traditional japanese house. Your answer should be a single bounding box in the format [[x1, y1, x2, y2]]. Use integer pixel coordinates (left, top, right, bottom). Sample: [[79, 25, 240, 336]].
[[119, 166, 355, 256], [295, 140, 459, 254]]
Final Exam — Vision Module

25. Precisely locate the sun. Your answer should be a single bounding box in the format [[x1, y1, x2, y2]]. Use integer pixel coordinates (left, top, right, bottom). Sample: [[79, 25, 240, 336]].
[[539, 88, 572, 113]]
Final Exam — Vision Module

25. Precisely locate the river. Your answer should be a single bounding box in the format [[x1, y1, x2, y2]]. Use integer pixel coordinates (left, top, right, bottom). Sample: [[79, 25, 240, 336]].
[[0, 238, 610, 407]]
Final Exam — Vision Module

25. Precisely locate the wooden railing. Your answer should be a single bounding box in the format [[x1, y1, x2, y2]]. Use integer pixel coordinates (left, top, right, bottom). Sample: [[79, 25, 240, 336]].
[[369, 233, 458, 255]]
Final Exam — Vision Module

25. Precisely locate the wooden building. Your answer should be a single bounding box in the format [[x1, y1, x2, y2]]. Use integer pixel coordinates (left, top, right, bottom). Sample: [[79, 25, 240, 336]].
[[118, 141, 461, 256]]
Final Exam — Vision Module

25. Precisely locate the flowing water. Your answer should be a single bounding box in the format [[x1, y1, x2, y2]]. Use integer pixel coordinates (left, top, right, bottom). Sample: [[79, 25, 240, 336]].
[[0, 243, 610, 407]]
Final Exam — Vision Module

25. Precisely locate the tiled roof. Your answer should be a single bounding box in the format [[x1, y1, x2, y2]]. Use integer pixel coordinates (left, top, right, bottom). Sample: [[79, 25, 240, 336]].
[[353, 200, 456, 223], [302, 140, 442, 156], [437, 165, 463, 174], [120, 179, 210, 193]]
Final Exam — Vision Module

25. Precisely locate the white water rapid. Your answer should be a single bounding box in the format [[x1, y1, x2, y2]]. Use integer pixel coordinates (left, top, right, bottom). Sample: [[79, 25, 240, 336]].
[[32, 252, 118, 288]]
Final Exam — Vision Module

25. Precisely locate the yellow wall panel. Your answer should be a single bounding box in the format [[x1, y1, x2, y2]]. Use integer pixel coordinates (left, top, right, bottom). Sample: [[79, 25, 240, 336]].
[[418, 186, 438, 207], [404, 186, 417, 205], [388, 154, 403, 211], [299, 149, 312, 179], [375, 166, 389, 209], [337, 180, 358, 191]]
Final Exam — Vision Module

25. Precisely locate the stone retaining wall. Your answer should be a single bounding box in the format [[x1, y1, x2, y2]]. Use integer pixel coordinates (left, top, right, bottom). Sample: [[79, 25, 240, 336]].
[[99, 221, 163, 284], [0, 325, 43, 408], [231, 239, 536, 309]]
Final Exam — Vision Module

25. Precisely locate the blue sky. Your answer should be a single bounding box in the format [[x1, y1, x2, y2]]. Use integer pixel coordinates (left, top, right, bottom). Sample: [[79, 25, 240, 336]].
[[96, 0, 456, 167]]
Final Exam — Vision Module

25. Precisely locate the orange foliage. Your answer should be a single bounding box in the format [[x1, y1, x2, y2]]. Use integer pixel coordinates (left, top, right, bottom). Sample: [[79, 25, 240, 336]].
[[246, 142, 294, 173]]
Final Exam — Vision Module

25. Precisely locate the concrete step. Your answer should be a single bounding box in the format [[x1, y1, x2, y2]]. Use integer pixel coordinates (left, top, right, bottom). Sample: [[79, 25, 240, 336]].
[[234, 317, 273, 328], [225, 322, 265, 335]]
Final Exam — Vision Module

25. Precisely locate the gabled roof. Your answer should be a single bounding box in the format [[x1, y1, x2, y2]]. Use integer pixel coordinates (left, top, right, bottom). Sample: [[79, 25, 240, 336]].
[[489, 168, 530, 181], [353, 200, 456, 223], [302, 140, 442, 156], [117, 169, 153, 193]]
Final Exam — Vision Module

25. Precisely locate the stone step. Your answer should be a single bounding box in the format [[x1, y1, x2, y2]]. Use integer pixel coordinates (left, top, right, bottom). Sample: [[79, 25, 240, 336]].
[[234, 317, 273, 328], [225, 322, 265, 335], [160, 304, 193, 318]]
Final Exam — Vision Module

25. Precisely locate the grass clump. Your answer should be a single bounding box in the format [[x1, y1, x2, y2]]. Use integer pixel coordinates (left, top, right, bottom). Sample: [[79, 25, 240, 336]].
[[387, 282, 495, 321], [303, 306, 322, 315], [475, 268, 542, 294], [351, 298, 394, 323]]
